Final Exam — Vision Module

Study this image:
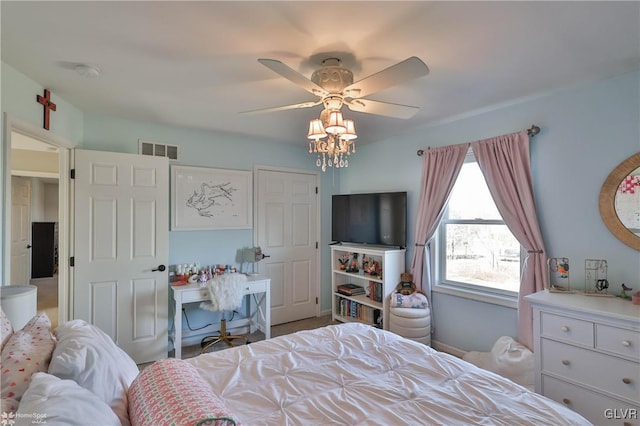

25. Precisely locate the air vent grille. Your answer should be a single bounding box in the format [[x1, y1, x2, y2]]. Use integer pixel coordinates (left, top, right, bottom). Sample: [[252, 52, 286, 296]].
[[139, 140, 179, 161]]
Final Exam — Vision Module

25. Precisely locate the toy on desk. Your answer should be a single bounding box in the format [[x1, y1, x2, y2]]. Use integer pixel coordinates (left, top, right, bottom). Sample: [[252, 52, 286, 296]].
[[617, 283, 633, 300]]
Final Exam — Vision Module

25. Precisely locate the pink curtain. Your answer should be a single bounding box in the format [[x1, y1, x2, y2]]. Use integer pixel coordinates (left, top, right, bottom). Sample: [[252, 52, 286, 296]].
[[410, 143, 470, 304], [471, 131, 548, 350]]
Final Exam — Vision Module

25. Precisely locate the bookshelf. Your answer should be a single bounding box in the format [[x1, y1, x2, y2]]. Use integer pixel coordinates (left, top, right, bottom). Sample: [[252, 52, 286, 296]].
[[331, 244, 405, 330]]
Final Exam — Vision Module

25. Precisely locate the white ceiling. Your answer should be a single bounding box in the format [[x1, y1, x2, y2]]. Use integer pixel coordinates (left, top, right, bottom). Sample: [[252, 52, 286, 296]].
[[2, 1, 639, 146]]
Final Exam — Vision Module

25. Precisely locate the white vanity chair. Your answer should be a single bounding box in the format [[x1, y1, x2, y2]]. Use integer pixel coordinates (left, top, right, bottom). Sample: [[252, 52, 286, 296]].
[[199, 273, 248, 353]]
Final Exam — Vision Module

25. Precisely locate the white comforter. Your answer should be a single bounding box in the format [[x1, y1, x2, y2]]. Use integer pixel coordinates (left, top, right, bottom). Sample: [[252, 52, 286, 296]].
[[187, 323, 590, 425]]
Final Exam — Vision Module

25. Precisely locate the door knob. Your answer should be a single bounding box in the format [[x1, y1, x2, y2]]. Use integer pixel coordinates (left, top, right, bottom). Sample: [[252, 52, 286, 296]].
[[26, 244, 32, 249], [152, 264, 166, 272]]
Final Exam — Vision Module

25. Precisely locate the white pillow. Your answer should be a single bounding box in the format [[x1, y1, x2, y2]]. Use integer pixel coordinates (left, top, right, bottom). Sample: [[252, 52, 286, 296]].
[[15, 372, 120, 426], [48, 320, 139, 426]]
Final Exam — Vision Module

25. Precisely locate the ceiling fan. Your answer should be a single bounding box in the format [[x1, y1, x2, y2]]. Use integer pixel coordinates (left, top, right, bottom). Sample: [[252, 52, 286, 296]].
[[245, 56, 430, 119]]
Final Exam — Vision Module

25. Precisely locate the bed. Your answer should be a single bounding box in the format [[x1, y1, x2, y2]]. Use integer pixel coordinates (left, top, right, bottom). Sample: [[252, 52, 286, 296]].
[[1, 309, 590, 426], [185, 322, 589, 425]]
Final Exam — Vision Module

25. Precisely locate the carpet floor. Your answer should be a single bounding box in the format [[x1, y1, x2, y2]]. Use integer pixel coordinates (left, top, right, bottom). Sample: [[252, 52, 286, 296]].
[[30, 276, 58, 329]]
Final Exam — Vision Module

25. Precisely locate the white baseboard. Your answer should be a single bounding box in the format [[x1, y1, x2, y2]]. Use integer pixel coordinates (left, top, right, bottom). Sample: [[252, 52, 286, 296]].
[[432, 340, 467, 358]]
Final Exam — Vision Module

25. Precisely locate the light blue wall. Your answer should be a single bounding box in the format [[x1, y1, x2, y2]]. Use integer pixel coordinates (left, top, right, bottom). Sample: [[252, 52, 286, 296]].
[[1, 62, 84, 281], [1, 63, 84, 144], [339, 71, 640, 352]]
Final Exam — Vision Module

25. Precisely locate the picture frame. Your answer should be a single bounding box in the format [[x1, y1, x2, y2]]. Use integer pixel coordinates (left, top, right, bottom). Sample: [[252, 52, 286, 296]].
[[171, 165, 252, 231]]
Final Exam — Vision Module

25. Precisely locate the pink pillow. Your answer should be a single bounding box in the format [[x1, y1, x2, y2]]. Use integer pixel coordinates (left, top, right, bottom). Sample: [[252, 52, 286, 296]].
[[0, 312, 55, 413], [0, 308, 13, 350], [128, 358, 239, 426]]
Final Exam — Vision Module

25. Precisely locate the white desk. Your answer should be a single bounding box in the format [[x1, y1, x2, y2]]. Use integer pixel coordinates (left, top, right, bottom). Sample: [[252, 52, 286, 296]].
[[171, 275, 270, 359]]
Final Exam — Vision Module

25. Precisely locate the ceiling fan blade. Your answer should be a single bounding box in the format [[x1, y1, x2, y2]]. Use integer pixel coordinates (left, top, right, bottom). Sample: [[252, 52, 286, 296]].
[[344, 98, 419, 119], [240, 100, 322, 115], [343, 56, 429, 99], [258, 58, 328, 97]]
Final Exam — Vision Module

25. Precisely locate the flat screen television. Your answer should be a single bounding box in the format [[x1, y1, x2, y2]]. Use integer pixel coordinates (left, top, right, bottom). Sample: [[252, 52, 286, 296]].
[[332, 191, 407, 248]]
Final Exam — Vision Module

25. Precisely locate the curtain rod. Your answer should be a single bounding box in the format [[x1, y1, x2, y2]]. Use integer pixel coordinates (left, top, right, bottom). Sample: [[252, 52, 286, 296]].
[[416, 125, 540, 157]]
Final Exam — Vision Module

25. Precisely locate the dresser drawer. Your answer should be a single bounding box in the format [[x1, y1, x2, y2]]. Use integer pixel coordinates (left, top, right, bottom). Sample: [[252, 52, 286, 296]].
[[596, 324, 640, 360], [543, 375, 640, 426], [542, 339, 640, 403], [541, 312, 594, 347]]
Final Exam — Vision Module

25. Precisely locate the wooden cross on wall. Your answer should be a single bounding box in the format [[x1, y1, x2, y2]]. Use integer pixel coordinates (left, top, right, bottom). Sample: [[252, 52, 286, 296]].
[[37, 89, 57, 130]]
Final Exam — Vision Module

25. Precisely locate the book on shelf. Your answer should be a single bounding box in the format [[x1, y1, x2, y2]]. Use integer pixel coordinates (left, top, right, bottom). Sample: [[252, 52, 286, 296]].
[[368, 281, 383, 303], [335, 298, 377, 325], [337, 283, 365, 296]]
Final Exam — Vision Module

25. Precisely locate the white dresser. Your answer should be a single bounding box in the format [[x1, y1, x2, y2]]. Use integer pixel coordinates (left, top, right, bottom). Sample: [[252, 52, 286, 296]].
[[526, 291, 640, 426]]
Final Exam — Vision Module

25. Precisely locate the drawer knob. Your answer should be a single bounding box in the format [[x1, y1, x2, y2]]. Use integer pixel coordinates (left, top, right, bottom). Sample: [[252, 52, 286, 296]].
[[561, 359, 571, 366], [622, 377, 632, 385], [561, 326, 570, 332], [622, 340, 631, 347], [246, 286, 250, 290], [562, 398, 571, 405]]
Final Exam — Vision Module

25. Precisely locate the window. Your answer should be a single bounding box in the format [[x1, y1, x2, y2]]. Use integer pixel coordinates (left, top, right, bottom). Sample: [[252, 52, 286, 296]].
[[436, 152, 521, 301]]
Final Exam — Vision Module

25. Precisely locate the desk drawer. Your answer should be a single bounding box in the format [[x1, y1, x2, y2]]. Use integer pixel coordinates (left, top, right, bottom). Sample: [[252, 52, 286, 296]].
[[596, 324, 640, 360], [244, 279, 267, 293], [541, 311, 594, 347], [542, 339, 640, 403], [181, 287, 210, 303]]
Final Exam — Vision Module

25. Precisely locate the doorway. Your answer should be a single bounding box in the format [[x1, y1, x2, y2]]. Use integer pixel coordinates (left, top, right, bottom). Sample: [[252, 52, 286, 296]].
[[10, 133, 60, 326], [5, 119, 70, 329]]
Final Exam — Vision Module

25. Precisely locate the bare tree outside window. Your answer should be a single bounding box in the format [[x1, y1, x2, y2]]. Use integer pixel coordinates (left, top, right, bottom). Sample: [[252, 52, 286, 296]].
[[439, 156, 521, 295]]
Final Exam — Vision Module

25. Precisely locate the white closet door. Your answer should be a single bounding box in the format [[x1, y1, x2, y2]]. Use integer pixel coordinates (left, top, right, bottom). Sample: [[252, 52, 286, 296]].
[[256, 168, 319, 325]]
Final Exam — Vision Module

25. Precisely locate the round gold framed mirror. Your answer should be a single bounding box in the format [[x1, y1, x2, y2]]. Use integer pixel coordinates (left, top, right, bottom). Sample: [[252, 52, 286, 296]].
[[599, 152, 640, 251]]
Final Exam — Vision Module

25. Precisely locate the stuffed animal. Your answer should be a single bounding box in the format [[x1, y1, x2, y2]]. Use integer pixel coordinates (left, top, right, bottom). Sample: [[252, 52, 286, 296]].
[[396, 273, 417, 295]]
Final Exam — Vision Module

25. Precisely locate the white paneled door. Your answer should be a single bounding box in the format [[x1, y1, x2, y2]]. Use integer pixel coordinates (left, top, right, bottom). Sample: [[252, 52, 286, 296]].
[[73, 150, 169, 364], [256, 168, 319, 325], [11, 177, 31, 284]]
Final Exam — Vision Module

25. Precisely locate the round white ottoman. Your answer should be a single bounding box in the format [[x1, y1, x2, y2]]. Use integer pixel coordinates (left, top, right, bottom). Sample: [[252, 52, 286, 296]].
[[389, 306, 431, 346], [0, 285, 37, 330]]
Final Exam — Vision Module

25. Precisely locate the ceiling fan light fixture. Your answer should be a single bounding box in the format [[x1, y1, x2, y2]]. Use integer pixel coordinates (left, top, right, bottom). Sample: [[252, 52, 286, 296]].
[[254, 55, 429, 172], [342, 119, 357, 140], [307, 109, 356, 172], [307, 119, 327, 140], [323, 96, 343, 110], [324, 110, 346, 134]]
